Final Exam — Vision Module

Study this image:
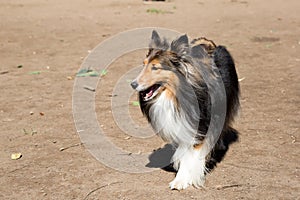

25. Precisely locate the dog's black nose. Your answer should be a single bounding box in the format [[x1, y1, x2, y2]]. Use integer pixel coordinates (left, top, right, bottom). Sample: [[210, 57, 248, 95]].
[[131, 81, 138, 89]]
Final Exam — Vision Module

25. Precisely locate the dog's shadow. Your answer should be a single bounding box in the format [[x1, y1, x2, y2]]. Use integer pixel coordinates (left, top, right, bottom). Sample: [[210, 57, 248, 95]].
[[146, 144, 177, 172]]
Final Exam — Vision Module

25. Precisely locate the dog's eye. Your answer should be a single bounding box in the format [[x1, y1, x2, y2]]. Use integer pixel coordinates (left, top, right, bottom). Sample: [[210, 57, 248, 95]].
[[152, 65, 158, 70], [170, 59, 180, 67], [155, 51, 161, 57]]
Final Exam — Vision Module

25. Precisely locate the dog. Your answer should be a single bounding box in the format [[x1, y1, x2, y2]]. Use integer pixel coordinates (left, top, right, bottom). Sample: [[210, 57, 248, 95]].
[[131, 30, 240, 190]]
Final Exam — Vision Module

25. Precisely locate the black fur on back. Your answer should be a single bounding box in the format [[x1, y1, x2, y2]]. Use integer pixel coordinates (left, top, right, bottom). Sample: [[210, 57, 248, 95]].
[[206, 46, 240, 171]]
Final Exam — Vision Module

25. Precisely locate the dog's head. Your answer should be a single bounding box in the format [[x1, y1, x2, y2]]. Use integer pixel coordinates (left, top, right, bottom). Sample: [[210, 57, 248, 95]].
[[131, 30, 191, 102]]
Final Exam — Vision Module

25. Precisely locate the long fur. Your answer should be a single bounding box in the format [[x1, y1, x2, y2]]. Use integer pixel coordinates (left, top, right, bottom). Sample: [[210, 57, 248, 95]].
[[131, 30, 240, 190]]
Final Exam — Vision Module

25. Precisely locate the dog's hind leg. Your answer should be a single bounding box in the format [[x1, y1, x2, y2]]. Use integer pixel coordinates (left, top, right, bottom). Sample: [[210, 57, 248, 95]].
[[206, 127, 239, 172]]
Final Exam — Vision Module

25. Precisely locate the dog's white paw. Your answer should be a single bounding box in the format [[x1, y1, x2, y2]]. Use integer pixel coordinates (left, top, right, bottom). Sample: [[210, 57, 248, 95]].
[[191, 177, 205, 188], [169, 178, 190, 190]]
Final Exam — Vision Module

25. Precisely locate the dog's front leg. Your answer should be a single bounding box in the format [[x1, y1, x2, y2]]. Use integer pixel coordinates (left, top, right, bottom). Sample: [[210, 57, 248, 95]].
[[169, 145, 206, 190]]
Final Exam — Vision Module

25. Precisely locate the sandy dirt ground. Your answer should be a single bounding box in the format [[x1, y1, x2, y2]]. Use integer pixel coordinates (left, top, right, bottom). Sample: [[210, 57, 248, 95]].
[[0, 0, 299, 199]]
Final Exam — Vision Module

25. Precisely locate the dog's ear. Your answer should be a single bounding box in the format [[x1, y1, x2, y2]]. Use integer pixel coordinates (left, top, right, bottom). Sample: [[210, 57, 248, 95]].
[[171, 34, 189, 57], [149, 30, 169, 50], [151, 30, 161, 46]]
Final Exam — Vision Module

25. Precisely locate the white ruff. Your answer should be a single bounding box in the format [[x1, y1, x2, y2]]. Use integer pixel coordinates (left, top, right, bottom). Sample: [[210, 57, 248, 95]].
[[149, 91, 197, 146]]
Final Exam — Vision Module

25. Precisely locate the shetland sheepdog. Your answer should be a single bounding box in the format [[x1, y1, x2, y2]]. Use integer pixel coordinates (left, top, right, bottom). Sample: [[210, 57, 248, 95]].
[[131, 30, 240, 190]]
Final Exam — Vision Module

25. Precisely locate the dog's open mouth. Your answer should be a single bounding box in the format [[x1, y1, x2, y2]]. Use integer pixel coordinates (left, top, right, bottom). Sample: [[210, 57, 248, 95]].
[[140, 84, 161, 101]]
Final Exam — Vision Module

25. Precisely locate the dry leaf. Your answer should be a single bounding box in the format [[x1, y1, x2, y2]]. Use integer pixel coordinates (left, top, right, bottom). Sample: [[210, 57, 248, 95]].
[[11, 153, 22, 160]]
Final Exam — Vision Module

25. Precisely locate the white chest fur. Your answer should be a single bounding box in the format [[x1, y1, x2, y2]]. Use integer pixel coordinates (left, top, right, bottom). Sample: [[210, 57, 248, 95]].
[[149, 91, 197, 146]]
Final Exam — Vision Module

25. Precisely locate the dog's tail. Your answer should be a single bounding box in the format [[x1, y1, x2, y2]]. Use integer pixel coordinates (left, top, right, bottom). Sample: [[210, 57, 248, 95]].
[[205, 127, 239, 172]]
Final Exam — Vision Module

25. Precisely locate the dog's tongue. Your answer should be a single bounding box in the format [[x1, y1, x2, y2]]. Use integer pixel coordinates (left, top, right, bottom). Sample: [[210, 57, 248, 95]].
[[145, 89, 153, 99]]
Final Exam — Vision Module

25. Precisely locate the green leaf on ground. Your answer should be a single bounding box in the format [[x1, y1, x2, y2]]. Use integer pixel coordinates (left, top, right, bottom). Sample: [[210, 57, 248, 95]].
[[100, 69, 107, 76], [76, 69, 100, 77], [146, 8, 173, 14], [28, 71, 41, 75], [132, 101, 140, 106]]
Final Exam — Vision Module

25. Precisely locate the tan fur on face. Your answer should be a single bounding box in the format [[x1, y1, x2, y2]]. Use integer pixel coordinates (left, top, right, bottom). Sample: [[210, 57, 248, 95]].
[[135, 58, 179, 93], [143, 58, 149, 65]]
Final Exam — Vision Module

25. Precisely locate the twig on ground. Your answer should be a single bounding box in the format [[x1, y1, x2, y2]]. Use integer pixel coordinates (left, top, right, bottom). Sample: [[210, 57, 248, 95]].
[[0, 71, 9, 75], [215, 184, 242, 190], [59, 143, 82, 151], [0, 165, 29, 178], [83, 86, 96, 92], [83, 182, 121, 200], [238, 77, 245, 82]]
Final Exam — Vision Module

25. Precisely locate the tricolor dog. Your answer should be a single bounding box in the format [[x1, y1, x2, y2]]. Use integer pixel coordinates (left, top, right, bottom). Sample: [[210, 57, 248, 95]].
[[131, 30, 240, 190]]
